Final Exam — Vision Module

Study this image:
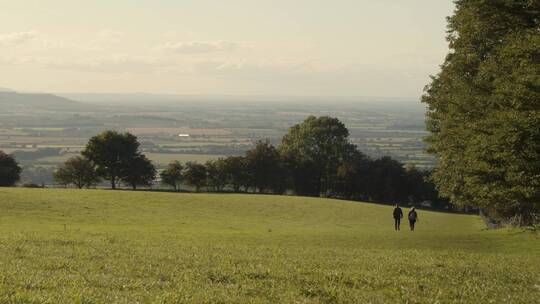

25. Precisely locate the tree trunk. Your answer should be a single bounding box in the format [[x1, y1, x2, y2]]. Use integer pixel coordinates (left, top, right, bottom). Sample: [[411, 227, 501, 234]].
[[111, 178, 116, 189]]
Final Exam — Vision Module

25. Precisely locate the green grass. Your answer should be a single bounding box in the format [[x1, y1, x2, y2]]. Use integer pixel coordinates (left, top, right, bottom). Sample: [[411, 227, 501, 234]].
[[0, 188, 538, 303]]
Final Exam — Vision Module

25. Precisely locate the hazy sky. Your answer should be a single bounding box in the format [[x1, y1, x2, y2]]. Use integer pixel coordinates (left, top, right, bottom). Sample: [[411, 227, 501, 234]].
[[0, 0, 455, 98]]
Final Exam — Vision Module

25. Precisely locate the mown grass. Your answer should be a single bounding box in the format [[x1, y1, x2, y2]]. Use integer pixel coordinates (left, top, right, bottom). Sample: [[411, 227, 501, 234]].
[[0, 188, 538, 303]]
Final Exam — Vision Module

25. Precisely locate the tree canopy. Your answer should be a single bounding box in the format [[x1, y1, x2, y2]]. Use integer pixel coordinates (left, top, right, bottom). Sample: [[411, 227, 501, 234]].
[[206, 158, 228, 192], [222, 156, 250, 192], [422, 0, 540, 224], [64, 122, 448, 211], [82, 131, 142, 189], [160, 161, 184, 191], [54, 156, 100, 189], [120, 154, 156, 190], [245, 140, 285, 193], [279, 116, 356, 196], [182, 162, 207, 192], [0, 151, 21, 187]]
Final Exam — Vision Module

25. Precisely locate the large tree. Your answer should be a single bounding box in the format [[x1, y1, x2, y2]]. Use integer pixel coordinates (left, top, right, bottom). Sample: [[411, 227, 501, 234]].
[[0, 151, 21, 187], [54, 156, 100, 188], [82, 131, 141, 189], [423, 0, 540, 223], [279, 116, 356, 196]]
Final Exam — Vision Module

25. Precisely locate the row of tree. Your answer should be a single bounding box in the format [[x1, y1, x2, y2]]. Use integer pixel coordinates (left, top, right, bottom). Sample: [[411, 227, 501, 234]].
[[52, 116, 445, 207], [159, 148, 443, 206]]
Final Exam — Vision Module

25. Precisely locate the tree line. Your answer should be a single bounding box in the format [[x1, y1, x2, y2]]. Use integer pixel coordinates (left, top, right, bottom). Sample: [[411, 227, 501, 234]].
[[46, 116, 447, 207]]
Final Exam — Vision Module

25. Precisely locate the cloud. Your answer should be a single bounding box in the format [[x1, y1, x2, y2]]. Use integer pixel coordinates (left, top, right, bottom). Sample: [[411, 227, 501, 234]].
[[0, 31, 39, 46], [43, 56, 169, 73], [97, 29, 124, 39], [160, 30, 196, 40], [188, 59, 319, 77], [88, 29, 125, 48], [173, 59, 427, 96], [157, 41, 246, 54], [0, 56, 35, 66]]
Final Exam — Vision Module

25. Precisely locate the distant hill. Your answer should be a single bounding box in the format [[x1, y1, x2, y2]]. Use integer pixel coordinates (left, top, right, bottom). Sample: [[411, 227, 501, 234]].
[[0, 91, 88, 112], [58, 92, 422, 107]]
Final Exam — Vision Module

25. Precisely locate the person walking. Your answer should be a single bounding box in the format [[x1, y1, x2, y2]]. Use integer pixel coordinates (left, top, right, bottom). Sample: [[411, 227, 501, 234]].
[[408, 207, 418, 231], [393, 204, 403, 231]]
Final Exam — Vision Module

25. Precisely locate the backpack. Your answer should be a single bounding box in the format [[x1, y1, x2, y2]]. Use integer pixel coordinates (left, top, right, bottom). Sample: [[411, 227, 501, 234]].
[[409, 211, 417, 221]]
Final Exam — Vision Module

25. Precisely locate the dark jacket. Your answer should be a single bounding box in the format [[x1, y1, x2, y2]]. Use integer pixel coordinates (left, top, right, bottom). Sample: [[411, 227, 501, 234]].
[[393, 207, 403, 219]]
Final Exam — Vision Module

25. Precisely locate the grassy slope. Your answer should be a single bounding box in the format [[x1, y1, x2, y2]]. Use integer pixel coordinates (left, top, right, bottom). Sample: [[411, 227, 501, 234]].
[[0, 188, 538, 303]]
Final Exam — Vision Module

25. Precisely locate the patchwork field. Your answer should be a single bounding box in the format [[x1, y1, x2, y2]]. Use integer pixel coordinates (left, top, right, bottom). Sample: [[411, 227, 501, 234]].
[[0, 188, 538, 303], [0, 101, 438, 185], [31, 152, 224, 167], [144, 153, 225, 165]]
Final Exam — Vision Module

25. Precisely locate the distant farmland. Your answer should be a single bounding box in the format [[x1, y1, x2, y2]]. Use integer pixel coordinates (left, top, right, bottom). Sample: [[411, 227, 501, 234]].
[[1, 100, 436, 185]]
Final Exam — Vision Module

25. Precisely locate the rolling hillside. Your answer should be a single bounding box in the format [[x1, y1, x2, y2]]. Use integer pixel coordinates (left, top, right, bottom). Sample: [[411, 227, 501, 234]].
[[0, 91, 90, 113], [0, 188, 538, 303]]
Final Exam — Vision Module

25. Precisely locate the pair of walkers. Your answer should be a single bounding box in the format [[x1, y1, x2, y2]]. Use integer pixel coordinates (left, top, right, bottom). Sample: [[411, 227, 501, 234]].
[[393, 204, 418, 231]]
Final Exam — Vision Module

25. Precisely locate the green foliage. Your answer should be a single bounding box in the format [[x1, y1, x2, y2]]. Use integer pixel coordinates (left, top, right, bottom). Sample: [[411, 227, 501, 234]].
[[53, 156, 100, 188], [82, 130, 142, 189], [160, 161, 183, 191], [335, 153, 443, 205], [423, 0, 540, 223], [364, 156, 409, 203], [222, 156, 250, 192], [245, 140, 285, 193], [182, 161, 207, 192], [336, 149, 371, 198], [205, 158, 228, 191], [0, 150, 21, 186], [120, 154, 156, 190], [0, 188, 538, 303], [73, 122, 443, 207], [279, 116, 356, 196]]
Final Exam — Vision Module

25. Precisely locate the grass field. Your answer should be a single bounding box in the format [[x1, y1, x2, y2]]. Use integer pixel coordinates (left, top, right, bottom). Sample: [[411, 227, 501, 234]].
[[0, 188, 538, 303]]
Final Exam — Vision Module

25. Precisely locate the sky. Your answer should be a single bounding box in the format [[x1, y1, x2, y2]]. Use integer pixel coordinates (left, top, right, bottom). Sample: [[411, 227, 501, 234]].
[[0, 0, 455, 98]]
